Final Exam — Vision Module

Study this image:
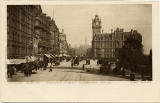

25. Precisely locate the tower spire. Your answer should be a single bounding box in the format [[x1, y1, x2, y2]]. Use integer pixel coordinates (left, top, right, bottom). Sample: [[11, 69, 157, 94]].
[[92, 15, 101, 36]]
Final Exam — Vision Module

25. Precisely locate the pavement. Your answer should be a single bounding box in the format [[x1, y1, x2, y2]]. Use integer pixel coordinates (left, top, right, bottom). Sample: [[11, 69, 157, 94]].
[[8, 68, 129, 82]]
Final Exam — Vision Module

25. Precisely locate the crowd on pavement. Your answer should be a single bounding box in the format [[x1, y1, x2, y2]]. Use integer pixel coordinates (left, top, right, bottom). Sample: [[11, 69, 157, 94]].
[[7, 54, 149, 81], [7, 54, 86, 78]]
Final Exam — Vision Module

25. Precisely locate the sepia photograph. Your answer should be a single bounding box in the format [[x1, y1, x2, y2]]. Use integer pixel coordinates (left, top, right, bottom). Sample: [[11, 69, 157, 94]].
[[2, 1, 160, 102], [6, 4, 152, 82]]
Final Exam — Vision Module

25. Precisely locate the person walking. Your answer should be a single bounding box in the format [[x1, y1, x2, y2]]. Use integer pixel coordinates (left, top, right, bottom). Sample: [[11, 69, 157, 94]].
[[71, 58, 74, 68], [82, 64, 85, 71], [49, 66, 52, 72], [49, 60, 52, 72], [130, 73, 135, 81], [12, 65, 17, 75]]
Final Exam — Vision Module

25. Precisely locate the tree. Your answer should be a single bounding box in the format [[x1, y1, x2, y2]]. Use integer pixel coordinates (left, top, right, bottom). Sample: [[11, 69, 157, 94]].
[[116, 36, 143, 75]]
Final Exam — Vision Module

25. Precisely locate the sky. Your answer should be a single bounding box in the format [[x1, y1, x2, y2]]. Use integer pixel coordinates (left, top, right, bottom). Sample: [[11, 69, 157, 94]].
[[41, 4, 152, 54]]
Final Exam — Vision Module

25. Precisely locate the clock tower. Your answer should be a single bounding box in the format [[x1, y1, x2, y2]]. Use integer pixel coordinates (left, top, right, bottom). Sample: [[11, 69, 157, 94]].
[[92, 14, 101, 36]]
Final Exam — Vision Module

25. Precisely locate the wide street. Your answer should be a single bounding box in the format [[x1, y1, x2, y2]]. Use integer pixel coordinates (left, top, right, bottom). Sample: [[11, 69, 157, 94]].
[[8, 67, 129, 82]]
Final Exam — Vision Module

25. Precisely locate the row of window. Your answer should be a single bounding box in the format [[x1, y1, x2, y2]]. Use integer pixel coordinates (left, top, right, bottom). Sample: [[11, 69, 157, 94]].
[[8, 6, 34, 17], [95, 53, 115, 58], [8, 9, 34, 26], [94, 48, 115, 53], [8, 21, 33, 30], [8, 31, 31, 44], [35, 19, 50, 30], [94, 41, 124, 48], [8, 17, 34, 33], [94, 34, 125, 41], [8, 11, 33, 25], [105, 54, 115, 58], [7, 45, 32, 56], [8, 22, 34, 35]]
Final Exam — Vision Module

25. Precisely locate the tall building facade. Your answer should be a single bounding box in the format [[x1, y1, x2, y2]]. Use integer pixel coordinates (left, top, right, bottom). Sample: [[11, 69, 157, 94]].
[[49, 19, 60, 55], [7, 5, 61, 59], [53, 27, 60, 55], [92, 15, 142, 60], [49, 19, 55, 55], [7, 5, 36, 59], [35, 11, 60, 55], [33, 5, 42, 55], [38, 14, 52, 54]]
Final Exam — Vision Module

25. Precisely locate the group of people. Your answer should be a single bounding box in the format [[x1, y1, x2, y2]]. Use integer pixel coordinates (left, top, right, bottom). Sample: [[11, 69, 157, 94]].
[[7, 65, 16, 78], [7, 56, 50, 78], [71, 57, 80, 67]]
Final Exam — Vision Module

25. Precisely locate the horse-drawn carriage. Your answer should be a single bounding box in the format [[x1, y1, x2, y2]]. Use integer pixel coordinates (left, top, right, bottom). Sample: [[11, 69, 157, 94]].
[[72, 57, 79, 66], [7, 54, 62, 78], [7, 55, 44, 78], [86, 59, 90, 65], [7, 59, 26, 78], [99, 60, 111, 73]]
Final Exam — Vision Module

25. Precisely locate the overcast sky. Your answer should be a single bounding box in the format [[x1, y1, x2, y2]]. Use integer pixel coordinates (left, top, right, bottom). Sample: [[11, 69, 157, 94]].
[[41, 4, 152, 54]]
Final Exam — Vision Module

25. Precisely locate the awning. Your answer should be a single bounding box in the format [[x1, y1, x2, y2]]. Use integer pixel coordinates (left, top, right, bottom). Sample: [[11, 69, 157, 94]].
[[44, 54, 52, 58], [63, 54, 68, 56], [7, 59, 26, 65], [59, 54, 63, 56], [50, 54, 55, 58]]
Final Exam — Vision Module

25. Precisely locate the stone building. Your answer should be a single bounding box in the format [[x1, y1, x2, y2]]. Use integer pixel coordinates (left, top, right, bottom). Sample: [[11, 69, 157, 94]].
[[7, 5, 37, 58], [37, 13, 52, 54], [7, 5, 61, 58], [92, 14, 142, 60], [34, 5, 42, 55], [49, 19, 60, 55], [35, 9, 60, 55]]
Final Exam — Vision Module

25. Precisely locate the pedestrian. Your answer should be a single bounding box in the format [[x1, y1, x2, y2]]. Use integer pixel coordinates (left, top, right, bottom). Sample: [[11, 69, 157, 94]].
[[40, 61, 43, 71], [28, 62, 32, 76], [7, 65, 13, 78], [130, 73, 135, 81], [71, 61, 74, 68], [49, 61, 52, 72], [71, 58, 74, 68], [43, 62, 46, 70], [12, 65, 17, 75], [49, 67, 52, 72], [24, 63, 29, 77], [82, 64, 85, 71]]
